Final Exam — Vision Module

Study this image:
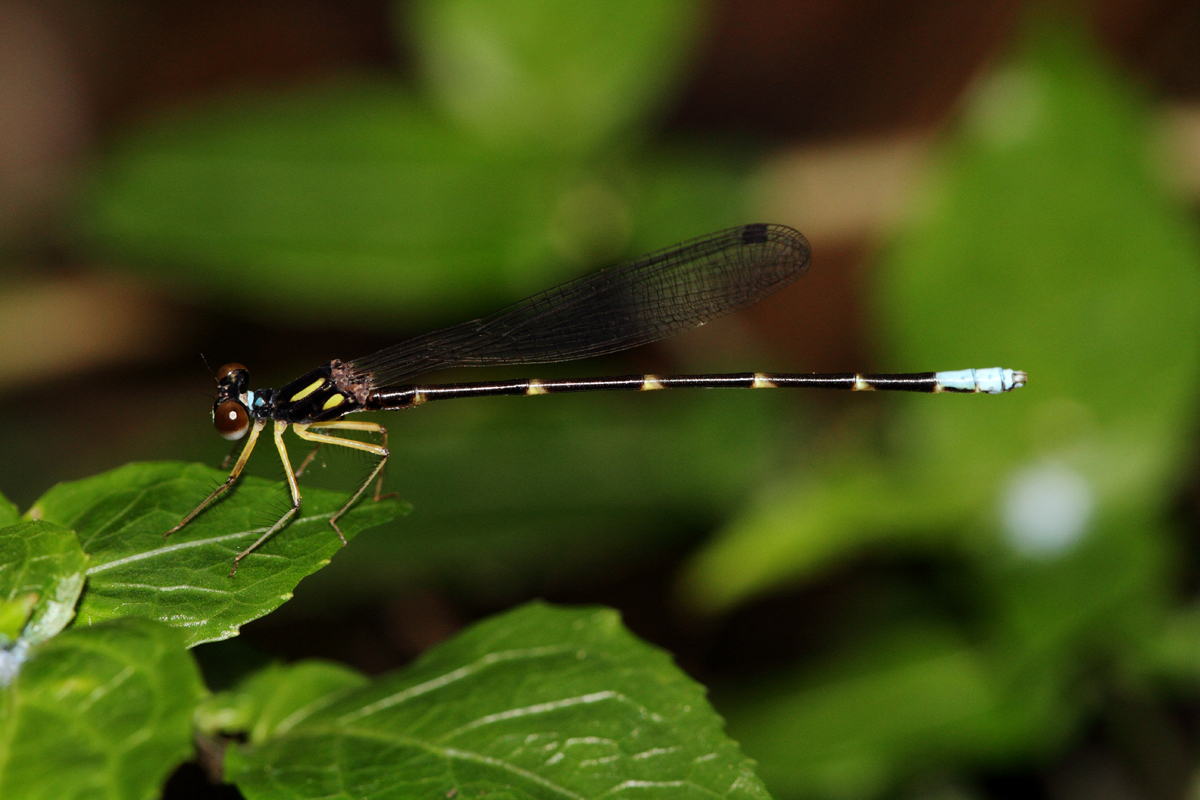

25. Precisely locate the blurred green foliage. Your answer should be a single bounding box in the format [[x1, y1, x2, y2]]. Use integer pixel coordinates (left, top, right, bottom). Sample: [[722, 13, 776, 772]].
[[300, 388, 788, 603], [407, 0, 705, 153], [54, 2, 1200, 798], [686, 18, 1200, 799], [83, 0, 747, 327]]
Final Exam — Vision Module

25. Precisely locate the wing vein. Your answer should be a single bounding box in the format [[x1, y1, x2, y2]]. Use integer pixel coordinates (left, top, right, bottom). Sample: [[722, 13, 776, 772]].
[[348, 224, 811, 388]]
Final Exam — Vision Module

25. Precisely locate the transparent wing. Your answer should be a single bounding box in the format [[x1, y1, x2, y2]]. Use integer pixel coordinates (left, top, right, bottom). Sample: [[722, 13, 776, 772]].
[[349, 223, 811, 388]]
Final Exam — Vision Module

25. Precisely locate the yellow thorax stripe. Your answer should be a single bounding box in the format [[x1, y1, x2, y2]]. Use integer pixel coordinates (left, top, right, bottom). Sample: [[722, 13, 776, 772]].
[[290, 378, 326, 402]]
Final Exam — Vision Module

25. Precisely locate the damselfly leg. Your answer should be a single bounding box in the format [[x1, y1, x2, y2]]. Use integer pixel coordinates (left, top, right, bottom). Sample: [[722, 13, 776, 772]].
[[168, 224, 1025, 576], [292, 420, 390, 545]]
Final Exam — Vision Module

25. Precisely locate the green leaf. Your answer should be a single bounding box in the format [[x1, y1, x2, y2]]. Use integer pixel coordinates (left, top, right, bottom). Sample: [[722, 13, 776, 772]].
[[226, 602, 770, 800], [0, 521, 87, 647], [0, 597, 35, 650], [197, 660, 368, 745], [408, 0, 706, 153], [0, 618, 205, 800], [83, 83, 587, 326], [0, 493, 17, 528], [27, 462, 407, 647]]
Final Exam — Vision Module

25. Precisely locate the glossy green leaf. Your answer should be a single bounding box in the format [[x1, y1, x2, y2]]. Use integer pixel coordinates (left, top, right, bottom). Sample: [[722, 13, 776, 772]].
[[227, 602, 770, 800], [0, 521, 87, 647], [408, 0, 706, 153], [27, 462, 407, 646], [197, 660, 368, 745], [0, 618, 205, 800]]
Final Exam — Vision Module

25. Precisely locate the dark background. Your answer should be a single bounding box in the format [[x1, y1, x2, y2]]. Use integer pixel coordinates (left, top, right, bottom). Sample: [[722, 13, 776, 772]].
[[3, 2, 1200, 798]]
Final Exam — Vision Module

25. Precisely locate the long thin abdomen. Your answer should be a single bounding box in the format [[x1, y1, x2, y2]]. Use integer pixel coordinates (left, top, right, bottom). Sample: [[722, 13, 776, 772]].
[[368, 368, 1026, 408]]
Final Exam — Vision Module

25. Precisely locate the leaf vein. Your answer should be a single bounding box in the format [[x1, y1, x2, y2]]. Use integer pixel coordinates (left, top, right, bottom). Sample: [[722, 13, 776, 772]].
[[336, 645, 573, 724], [438, 692, 639, 742]]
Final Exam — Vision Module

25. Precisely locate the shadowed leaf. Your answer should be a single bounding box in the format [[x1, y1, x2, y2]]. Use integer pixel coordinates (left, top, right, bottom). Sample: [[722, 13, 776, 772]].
[[227, 602, 771, 800]]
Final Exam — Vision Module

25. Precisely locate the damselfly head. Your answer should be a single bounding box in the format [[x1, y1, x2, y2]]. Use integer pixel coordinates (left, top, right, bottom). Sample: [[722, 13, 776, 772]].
[[212, 363, 252, 440], [213, 399, 250, 441]]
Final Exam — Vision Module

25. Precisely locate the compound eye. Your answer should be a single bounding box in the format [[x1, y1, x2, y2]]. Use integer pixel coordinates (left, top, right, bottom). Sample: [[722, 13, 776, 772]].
[[216, 363, 248, 384], [214, 400, 250, 441]]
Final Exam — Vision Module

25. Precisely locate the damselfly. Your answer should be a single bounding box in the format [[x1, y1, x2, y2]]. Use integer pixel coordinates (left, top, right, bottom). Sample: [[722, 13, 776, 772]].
[[169, 224, 1026, 575]]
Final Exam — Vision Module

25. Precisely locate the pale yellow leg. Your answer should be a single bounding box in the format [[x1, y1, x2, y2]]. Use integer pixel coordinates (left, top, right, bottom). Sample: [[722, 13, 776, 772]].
[[295, 420, 388, 476], [229, 420, 302, 576], [293, 421, 390, 544], [183, 419, 390, 576], [166, 419, 266, 538], [307, 420, 394, 501]]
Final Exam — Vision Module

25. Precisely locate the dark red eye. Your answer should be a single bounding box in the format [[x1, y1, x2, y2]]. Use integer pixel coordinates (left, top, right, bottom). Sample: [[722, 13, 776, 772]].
[[216, 363, 248, 382], [214, 400, 250, 441]]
